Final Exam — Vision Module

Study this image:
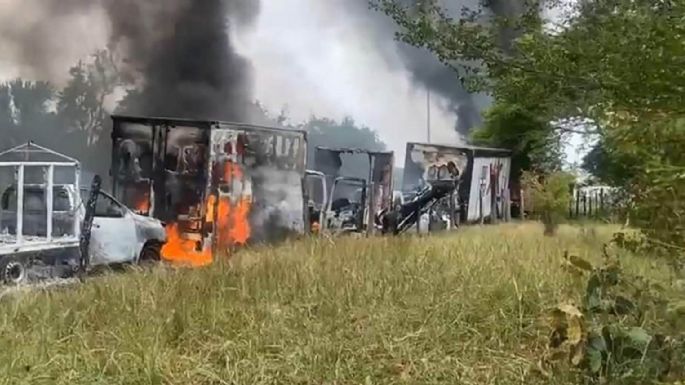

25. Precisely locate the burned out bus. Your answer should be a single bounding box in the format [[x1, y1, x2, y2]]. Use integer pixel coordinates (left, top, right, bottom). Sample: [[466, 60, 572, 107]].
[[110, 115, 308, 266]]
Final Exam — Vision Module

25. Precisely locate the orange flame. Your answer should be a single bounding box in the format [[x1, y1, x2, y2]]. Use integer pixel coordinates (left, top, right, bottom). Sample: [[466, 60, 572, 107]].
[[161, 223, 212, 267], [160, 161, 252, 266], [134, 194, 150, 214], [215, 161, 252, 248]]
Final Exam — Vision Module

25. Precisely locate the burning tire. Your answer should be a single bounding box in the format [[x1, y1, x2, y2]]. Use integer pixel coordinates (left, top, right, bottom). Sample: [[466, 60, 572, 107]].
[[1, 257, 28, 285], [138, 242, 162, 263]]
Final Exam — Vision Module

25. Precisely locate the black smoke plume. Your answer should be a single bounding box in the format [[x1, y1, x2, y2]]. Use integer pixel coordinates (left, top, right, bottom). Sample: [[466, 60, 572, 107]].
[[104, 0, 259, 121], [339, 0, 524, 136], [0, 0, 259, 121]]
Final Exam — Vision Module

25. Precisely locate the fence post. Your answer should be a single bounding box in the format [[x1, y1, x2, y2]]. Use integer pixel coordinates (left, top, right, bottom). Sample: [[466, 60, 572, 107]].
[[569, 195, 573, 219], [589, 191, 593, 217]]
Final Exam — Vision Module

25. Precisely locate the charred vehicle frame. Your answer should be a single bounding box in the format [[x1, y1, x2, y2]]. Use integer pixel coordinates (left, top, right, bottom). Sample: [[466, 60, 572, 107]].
[[0, 142, 166, 285], [308, 147, 394, 235], [398, 142, 512, 232], [111, 115, 308, 266]]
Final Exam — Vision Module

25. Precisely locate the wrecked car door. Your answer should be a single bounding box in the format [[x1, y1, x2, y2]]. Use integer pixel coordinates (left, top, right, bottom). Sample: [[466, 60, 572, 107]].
[[89, 192, 138, 265]]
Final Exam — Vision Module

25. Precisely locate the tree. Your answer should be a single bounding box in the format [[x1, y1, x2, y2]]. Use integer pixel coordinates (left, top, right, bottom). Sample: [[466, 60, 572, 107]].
[[472, 102, 561, 179], [300, 116, 387, 180], [0, 84, 16, 143], [523, 170, 574, 235], [0, 80, 57, 147], [58, 50, 120, 147], [581, 139, 638, 187], [0, 50, 120, 178]]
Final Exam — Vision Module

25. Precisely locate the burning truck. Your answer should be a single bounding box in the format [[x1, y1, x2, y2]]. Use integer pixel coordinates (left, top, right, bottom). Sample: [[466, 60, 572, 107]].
[[110, 115, 308, 266]]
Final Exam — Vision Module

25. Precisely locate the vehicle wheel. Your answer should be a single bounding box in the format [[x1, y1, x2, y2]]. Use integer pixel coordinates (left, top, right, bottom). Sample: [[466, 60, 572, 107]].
[[1, 257, 28, 285], [139, 242, 161, 264]]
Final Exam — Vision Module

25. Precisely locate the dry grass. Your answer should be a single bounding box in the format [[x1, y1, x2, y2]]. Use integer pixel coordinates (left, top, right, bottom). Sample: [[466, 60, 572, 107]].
[[0, 223, 671, 384]]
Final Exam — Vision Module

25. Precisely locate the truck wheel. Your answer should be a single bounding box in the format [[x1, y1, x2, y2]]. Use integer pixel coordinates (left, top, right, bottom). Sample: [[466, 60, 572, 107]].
[[139, 242, 161, 264], [1, 257, 28, 285]]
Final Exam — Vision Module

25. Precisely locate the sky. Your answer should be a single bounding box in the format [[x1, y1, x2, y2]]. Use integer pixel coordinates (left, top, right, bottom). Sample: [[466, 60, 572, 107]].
[[0, 0, 586, 168], [232, 0, 462, 157], [233, 0, 586, 168]]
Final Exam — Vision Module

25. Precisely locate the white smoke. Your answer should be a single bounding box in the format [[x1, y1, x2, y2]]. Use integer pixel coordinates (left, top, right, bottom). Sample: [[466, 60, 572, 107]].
[[232, 0, 466, 164]]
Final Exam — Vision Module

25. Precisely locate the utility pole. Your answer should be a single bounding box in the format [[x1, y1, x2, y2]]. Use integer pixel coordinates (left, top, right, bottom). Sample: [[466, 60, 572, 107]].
[[427, 88, 431, 143]]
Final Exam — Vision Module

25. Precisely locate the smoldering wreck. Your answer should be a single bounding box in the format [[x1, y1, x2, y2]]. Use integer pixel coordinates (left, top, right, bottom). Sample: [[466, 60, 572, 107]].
[[0, 142, 167, 285], [0, 0, 519, 287], [111, 115, 308, 266]]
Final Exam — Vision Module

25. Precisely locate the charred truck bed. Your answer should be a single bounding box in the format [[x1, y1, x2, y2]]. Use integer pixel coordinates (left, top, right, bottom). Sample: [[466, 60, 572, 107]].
[[111, 115, 307, 266]]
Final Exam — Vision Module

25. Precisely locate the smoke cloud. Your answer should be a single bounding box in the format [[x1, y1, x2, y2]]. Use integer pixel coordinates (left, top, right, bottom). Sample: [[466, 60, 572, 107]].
[[103, 0, 259, 121], [0, 0, 259, 122], [0, 0, 109, 83], [335, 0, 525, 135]]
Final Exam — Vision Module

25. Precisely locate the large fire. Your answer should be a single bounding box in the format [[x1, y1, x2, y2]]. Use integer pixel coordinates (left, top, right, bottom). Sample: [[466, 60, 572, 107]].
[[160, 223, 212, 267], [160, 161, 252, 266]]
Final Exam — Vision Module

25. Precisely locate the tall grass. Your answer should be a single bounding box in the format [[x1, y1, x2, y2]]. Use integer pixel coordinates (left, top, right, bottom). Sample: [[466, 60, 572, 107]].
[[0, 223, 671, 384]]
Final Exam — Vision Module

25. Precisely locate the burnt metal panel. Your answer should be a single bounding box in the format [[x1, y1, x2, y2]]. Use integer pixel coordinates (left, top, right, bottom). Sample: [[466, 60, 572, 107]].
[[211, 123, 307, 245], [402, 143, 469, 192], [111, 116, 211, 225], [111, 115, 307, 264]]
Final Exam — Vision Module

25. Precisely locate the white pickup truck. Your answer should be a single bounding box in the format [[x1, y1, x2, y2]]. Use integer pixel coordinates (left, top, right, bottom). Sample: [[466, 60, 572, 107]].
[[0, 184, 167, 285]]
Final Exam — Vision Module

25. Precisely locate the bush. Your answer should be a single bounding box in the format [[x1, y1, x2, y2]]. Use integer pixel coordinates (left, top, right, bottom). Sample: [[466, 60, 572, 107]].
[[523, 171, 575, 235]]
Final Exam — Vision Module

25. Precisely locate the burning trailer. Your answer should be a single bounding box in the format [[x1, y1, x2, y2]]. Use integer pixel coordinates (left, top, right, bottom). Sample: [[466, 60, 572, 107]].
[[110, 115, 308, 266], [397, 143, 512, 232], [0, 142, 166, 285], [306, 147, 394, 235]]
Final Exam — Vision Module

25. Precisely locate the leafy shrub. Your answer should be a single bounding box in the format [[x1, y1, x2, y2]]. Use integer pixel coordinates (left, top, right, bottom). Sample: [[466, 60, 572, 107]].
[[523, 171, 574, 235], [539, 249, 685, 383]]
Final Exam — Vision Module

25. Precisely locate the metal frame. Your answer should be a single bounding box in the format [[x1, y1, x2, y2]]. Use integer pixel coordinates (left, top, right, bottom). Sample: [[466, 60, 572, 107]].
[[321, 176, 367, 233], [304, 170, 328, 233], [313, 146, 394, 235], [110, 115, 309, 259], [0, 142, 81, 255]]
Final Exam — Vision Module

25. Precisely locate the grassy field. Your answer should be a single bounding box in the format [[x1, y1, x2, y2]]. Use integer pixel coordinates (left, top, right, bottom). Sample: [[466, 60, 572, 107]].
[[0, 223, 673, 384]]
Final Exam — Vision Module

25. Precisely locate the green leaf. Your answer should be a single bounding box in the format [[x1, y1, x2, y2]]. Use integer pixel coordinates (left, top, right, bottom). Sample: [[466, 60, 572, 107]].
[[585, 274, 602, 312], [625, 327, 652, 352], [586, 334, 606, 374]]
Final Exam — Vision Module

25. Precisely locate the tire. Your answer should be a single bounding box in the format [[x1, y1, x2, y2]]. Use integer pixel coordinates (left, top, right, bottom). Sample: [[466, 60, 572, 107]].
[[1, 256, 28, 285], [138, 242, 161, 264]]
